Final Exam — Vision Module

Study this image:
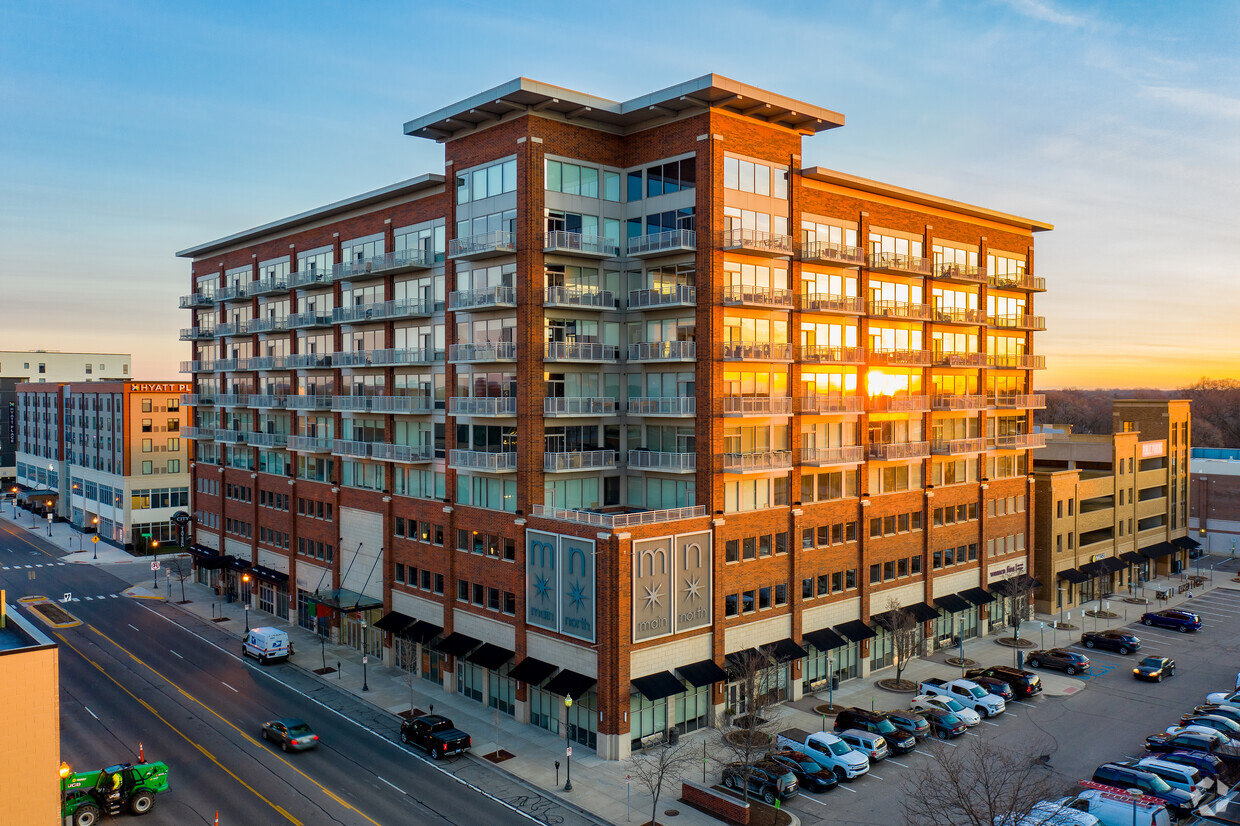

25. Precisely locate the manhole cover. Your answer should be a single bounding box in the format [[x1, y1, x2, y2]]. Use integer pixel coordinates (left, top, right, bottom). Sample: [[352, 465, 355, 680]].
[[30, 601, 79, 627]]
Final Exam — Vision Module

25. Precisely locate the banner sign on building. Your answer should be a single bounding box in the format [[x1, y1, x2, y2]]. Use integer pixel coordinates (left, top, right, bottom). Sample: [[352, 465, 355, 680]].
[[633, 530, 712, 642], [525, 530, 597, 643]]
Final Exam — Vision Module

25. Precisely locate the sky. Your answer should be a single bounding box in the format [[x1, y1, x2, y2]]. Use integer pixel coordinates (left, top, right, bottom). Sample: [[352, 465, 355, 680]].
[[1, 0, 1237, 389]]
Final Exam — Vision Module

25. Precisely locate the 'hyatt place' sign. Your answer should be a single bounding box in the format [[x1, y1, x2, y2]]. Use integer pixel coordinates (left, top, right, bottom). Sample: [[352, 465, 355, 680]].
[[632, 531, 712, 642], [526, 530, 596, 643]]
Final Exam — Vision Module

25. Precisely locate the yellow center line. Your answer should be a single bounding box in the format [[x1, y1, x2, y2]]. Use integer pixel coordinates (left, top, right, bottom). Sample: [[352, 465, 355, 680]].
[[82, 623, 383, 826], [0, 520, 59, 558], [55, 631, 297, 824]]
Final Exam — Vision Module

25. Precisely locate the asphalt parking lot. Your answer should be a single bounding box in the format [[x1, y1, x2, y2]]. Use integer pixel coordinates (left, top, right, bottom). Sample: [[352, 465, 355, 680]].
[[782, 585, 1240, 826]]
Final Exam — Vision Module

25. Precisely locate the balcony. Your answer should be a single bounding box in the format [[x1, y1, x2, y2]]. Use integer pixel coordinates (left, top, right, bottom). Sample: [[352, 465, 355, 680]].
[[543, 450, 617, 472], [214, 322, 241, 337], [868, 300, 933, 321], [868, 349, 932, 367], [284, 395, 334, 411], [544, 285, 616, 310], [987, 354, 1046, 370], [215, 429, 248, 445], [334, 298, 435, 324], [290, 267, 333, 289], [930, 352, 987, 368], [931, 437, 987, 455], [722, 451, 794, 473], [931, 394, 988, 411], [543, 231, 619, 258], [180, 292, 215, 309], [243, 355, 288, 371], [331, 348, 439, 368], [448, 286, 517, 311], [249, 395, 288, 409], [722, 397, 792, 416], [797, 395, 864, 415], [336, 395, 434, 414], [449, 231, 516, 260], [800, 445, 865, 467], [449, 342, 516, 362], [800, 240, 864, 266], [248, 275, 290, 297], [213, 358, 240, 372], [544, 341, 619, 363], [989, 272, 1046, 292], [988, 433, 1048, 450], [449, 450, 518, 473], [628, 229, 697, 257], [798, 345, 865, 365], [627, 451, 696, 473], [532, 503, 707, 529], [867, 252, 932, 275], [333, 249, 434, 282], [215, 394, 251, 407], [628, 341, 695, 362], [331, 439, 374, 458], [988, 313, 1046, 331], [216, 284, 249, 303], [627, 397, 695, 417], [868, 441, 930, 461], [287, 310, 334, 329], [286, 435, 333, 452], [181, 426, 215, 440], [449, 397, 517, 417], [247, 316, 290, 333], [990, 393, 1046, 409], [286, 353, 334, 369], [248, 432, 289, 449], [628, 285, 696, 310], [180, 360, 215, 373], [720, 228, 794, 257], [371, 443, 435, 463], [181, 393, 215, 407], [931, 263, 986, 285], [930, 308, 985, 325], [180, 327, 216, 341], [544, 397, 616, 417], [721, 284, 794, 309], [720, 342, 794, 362], [800, 293, 864, 315]]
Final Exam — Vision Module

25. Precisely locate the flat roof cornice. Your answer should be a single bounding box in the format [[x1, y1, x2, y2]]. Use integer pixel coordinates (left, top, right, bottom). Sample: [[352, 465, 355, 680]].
[[403, 74, 845, 142], [801, 167, 1054, 233], [176, 174, 445, 259]]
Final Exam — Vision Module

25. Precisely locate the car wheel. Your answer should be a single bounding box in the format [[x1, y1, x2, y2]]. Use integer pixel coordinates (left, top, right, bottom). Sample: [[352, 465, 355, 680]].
[[834, 767, 847, 782], [431, 747, 441, 760], [281, 741, 289, 752], [1169, 667, 1175, 676], [1119, 646, 1130, 655], [764, 788, 777, 805], [1178, 626, 1189, 633], [1028, 659, 1040, 669], [1084, 640, 1095, 648], [937, 728, 949, 740], [724, 774, 736, 789], [74, 804, 102, 826], [401, 731, 409, 744], [128, 791, 155, 815], [1066, 666, 1077, 675], [1157, 673, 1163, 683], [261, 729, 268, 741], [1143, 618, 1153, 626]]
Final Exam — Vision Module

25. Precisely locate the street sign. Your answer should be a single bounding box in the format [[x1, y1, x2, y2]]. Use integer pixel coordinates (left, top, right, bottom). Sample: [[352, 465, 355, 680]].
[[566, 746, 572, 757], [363, 656, 368, 664], [150, 561, 160, 571], [141, 533, 152, 538], [46, 513, 53, 522], [91, 536, 99, 544]]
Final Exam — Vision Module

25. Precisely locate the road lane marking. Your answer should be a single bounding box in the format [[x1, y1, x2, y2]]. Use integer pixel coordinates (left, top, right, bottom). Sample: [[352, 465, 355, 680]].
[[128, 624, 139, 631], [170, 649, 183, 659], [222, 681, 238, 693], [84, 706, 99, 720], [378, 776, 405, 794], [867, 772, 884, 780]]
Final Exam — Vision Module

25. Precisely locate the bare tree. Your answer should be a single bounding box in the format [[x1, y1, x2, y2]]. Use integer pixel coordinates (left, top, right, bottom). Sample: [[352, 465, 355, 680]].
[[886, 597, 925, 687], [1004, 575, 1038, 648], [393, 632, 420, 714], [900, 738, 1065, 826], [164, 557, 193, 603], [629, 739, 698, 826], [718, 645, 781, 804]]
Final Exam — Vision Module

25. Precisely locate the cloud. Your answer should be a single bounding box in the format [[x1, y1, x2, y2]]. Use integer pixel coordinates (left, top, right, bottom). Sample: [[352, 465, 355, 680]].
[[1142, 84, 1240, 121], [1000, 0, 1088, 27]]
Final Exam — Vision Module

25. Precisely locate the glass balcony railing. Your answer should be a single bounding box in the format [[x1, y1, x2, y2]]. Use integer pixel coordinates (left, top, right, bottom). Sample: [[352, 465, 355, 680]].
[[335, 394, 434, 414], [449, 230, 516, 260], [181, 426, 215, 440], [370, 443, 435, 463], [181, 394, 215, 407], [333, 298, 435, 324], [722, 397, 792, 416], [627, 451, 696, 473], [330, 348, 439, 367], [800, 445, 865, 466], [449, 450, 518, 472], [284, 395, 334, 411], [796, 395, 864, 415], [287, 310, 334, 328], [180, 360, 213, 373], [930, 437, 987, 455], [627, 341, 695, 362], [532, 503, 707, 529], [990, 393, 1046, 409], [331, 439, 373, 458], [627, 397, 695, 417], [285, 353, 333, 369], [800, 240, 864, 265], [544, 342, 619, 362], [722, 451, 794, 472], [543, 231, 619, 257], [449, 342, 517, 362], [932, 263, 986, 284], [179, 292, 215, 309], [987, 354, 1046, 370], [868, 300, 933, 321], [544, 285, 616, 309], [720, 228, 794, 257], [800, 293, 864, 314], [931, 394, 988, 411], [929, 308, 985, 325], [988, 272, 1046, 292], [448, 397, 518, 416], [248, 274, 290, 296], [628, 285, 696, 310], [249, 395, 288, 408], [247, 316, 290, 333], [544, 397, 616, 416], [988, 433, 1048, 450], [868, 441, 931, 460], [179, 327, 215, 341], [867, 252, 932, 275], [868, 349, 931, 366], [720, 342, 794, 361], [215, 429, 248, 445], [721, 284, 794, 309], [286, 435, 333, 452], [290, 266, 333, 288], [627, 229, 696, 257], [988, 313, 1046, 331], [448, 285, 517, 311], [333, 249, 434, 281], [543, 450, 617, 472], [248, 432, 289, 448], [798, 345, 865, 365]]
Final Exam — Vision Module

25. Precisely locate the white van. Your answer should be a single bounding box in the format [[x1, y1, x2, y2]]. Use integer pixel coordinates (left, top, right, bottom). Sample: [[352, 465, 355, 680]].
[[1135, 756, 1211, 805], [1054, 783, 1172, 826], [243, 627, 294, 664]]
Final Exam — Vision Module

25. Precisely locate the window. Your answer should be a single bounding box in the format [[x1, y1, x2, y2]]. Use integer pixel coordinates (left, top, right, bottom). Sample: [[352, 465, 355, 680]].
[[142, 439, 152, 452], [167, 459, 180, 473], [758, 586, 771, 610], [774, 583, 787, 606], [142, 419, 152, 432], [726, 539, 739, 563], [141, 460, 152, 474], [142, 399, 152, 413]]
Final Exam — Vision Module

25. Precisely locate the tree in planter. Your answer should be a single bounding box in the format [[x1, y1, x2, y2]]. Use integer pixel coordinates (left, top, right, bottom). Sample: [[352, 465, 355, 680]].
[[899, 737, 1065, 826], [164, 556, 193, 603], [885, 597, 925, 688], [717, 645, 782, 804], [628, 738, 698, 826], [1003, 574, 1038, 649]]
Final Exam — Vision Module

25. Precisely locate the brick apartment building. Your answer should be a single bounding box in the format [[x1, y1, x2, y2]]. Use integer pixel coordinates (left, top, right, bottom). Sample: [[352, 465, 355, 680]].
[[177, 75, 1051, 759], [1191, 447, 1240, 555]]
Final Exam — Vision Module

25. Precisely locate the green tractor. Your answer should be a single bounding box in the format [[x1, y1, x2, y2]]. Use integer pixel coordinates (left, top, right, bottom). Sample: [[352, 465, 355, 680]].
[[60, 761, 169, 826]]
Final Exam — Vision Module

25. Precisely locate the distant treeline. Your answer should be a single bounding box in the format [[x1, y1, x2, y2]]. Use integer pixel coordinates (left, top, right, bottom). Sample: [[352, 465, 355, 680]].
[[1035, 379, 1240, 448]]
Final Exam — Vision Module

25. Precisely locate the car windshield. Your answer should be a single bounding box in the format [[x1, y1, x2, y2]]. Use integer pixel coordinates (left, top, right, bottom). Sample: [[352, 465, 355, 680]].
[[875, 719, 897, 735], [796, 760, 818, 771], [828, 740, 852, 756], [1141, 658, 1162, 667], [941, 713, 961, 725], [1144, 774, 1172, 793], [942, 699, 965, 712], [968, 686, 987, 698], [288, 724, 313, 736]]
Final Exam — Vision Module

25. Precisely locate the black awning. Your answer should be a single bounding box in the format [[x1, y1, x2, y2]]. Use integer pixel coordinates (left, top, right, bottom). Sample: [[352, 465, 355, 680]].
[[373, 611, 417, 634], [631, 671, 687, 701], [1102, 557, 1127, 574], [1121, 551, 1147, 564], [1141, 541, 1179, 560], [466, 643, 515, 671], [725, 648, 763, 671], [872, 602, 939, 629], [1079, 560, 1106, 576], [188, 545, 227, 569], [249, 565, 289, 585], [960, 587, 995, 606], [934, 594, 972, 613], [434, 632, 481, 658], [1058, 568, 1091, 584], [509, 657, 557, 686], [1174, 536, 1201, 550], [803, 627, 848, 652], [227, 557, 252, 572], [989, 574, 1041, 597], [835, 619, 877, 642], [677, 659, 728, 687], [771, 638, 809, 663], [188, 544, 221, 559], [400, 620, 442, 643], [306, 588, 384, 613], [543, 669, 596, 698]]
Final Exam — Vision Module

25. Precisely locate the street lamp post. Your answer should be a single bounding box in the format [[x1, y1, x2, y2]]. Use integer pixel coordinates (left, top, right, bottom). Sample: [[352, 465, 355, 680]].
[[91, 518, 99, 560], [151, 540, 160, 587], [563, 695, 573, 791], [241, 573, 251, 628]]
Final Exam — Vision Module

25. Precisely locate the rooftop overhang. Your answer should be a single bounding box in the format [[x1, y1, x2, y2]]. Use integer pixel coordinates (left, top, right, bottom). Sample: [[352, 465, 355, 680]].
[[801, 167, 1054, 233], [403, 74, 846, 142]]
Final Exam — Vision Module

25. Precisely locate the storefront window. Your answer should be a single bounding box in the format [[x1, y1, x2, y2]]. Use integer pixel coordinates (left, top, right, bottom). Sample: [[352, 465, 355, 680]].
[[422, 648, 445, 686], [529, 686, 559, 735], [675, 685, 710, 735], [489, 664, 515, 716], [458, 661, 484, 703], [567, 690, 598, 749], [630, 693, 668, 749]]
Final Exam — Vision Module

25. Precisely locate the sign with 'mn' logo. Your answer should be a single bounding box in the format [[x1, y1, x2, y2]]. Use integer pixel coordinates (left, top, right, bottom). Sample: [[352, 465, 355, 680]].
[[632, 530, 712, 642], [525, 530, 596, 643]]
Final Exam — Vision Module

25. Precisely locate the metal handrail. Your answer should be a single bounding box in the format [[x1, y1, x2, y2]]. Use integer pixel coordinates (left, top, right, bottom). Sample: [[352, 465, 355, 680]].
[[544, 341, 619, 361], [627, 341, 696, 361], [449, 342, 517, 361], [543, 450, 617, 472], [627, 451, 696, 471], [542, 231, 619, 257], [449, 230, 516, 259], [722, 397, 793, 415], [720, 228, 794, 254], [627, 229, 696, 255], [627, 397, 696, 416], [544, 397, 617, 416], [448, 285, 517, 310]]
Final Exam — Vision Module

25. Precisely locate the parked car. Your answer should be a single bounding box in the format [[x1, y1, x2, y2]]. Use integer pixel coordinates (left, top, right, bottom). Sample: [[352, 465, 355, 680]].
[[1172, 715, 1240, 743], [965, 665, 1043, 698], [721, 760, 799, 804], [261, 718, 318, 752], [1147, 749, 1226, 779], [883, 709, 931, 739], [1194, 704, 1240, 725], [1026, 649, 1090, 675], [1133, 656, 1175, 682], [967, 674, 1015, 701], [832, 707, 916, 753], [1145, 729, 1240, 766], [911, 694, 981, 727], [1048, 787, 1172, 826], [1141, 609, 1202, 632], [835, 728, 889, 762], [1080, 630, 1141, 654], [994, 799, 1100, 826], [1132, 756, 1212, 805], [918, 678, 1006, 718], [775, 729, 870, 781], [399, 714, 472, 759], [1090, 762, 1194, 818], [1207, 690, 1240, 706], [917, 706, 968, 740], [766, 750, 839, 793]]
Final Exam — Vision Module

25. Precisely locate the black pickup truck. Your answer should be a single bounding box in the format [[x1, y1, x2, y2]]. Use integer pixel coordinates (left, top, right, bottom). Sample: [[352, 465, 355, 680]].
[[399, 714, 472, 760]]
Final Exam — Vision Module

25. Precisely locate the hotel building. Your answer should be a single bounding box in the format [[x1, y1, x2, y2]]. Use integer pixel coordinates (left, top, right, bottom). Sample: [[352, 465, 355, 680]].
[[178, 75, 1050, 759]]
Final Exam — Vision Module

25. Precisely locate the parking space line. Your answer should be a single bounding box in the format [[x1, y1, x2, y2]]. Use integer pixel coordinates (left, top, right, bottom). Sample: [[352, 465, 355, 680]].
[[1014, 700, 1035, 707], [966, 731, 980, 737], [836, 784, 858, 793], [798, 794, 832, 806], [867, 772, 885, 780], [886, 759, 911, 768], [981, 720, 1000, 727]]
